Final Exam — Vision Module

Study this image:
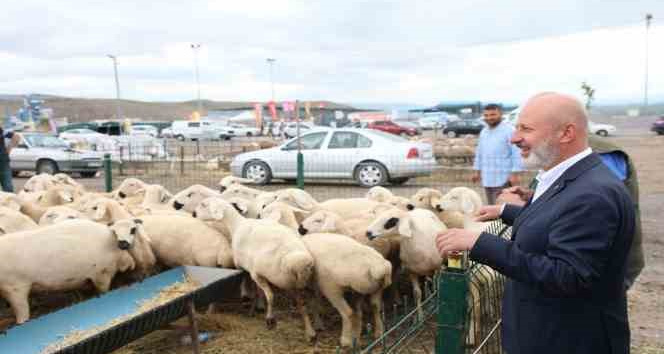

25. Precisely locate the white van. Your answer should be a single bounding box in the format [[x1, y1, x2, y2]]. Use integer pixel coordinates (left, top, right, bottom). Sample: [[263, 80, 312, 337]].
[[170, 120, 234, 140]]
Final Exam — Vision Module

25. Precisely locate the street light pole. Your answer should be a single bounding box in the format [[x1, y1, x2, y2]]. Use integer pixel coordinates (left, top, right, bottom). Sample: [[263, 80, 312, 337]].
[[266, 58, 276, 102], [107, 55, 122, 121], [644, 13, 653, 112], [191, 43, 202, 115]]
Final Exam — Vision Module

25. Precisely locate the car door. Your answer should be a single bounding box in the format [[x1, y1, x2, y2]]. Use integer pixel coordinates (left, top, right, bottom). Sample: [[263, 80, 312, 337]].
[[323, 131, 371, 178], [273, 131, 328, 178]]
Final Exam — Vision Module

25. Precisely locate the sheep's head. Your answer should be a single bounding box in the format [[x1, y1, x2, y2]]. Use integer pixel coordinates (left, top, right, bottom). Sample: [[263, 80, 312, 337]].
[[116, 178, 146, 199], [275, 189, 317, 211], [83, 198, 112, 221], [193, 197, 233, 221], [108, 218, 144, 250], [23, 174, 57, 193], [220, 184, 260, 201], [365, 208, 412, 240], [365, 186, 392, 203], [259, 202, 307, 230], [39, 206, 81, 225], [437, 187, 480, 215], [218, 176, 253, 193], [172, 185, 215, 212], [387, 196, 415, 211], [252, 192, 278, 212], [299, 210, 341, 236], [141, 184, 172, 204], [109, 218, 156, 271], [410, 188, 442, 209]]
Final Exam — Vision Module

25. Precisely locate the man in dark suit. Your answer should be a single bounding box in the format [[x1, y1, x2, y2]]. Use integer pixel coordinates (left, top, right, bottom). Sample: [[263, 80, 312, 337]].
[[436, 92, 635, 354]]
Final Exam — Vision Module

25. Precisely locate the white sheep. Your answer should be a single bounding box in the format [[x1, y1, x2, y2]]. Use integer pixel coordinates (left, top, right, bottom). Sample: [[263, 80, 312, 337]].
[[171, 184, 220, 213], [301, 232, 392, 347], [365, 186, 394, 203], [138, 214, 234, 269], [0, 206, 39, 234], [53, 173, 86, 193], [259, 202, 310, 230], [35, 185, 80, 207], [1, 192, 48, 222], [410, 188, 465, 228], [219, 183, 265, 202], [366, 208, 446, 319], [317, 198, 382, 220], [218, 176, 254, 192], [193, 198, 315, 340], [21, 173, 57, 193], [82, 198, 133, 224], [0, 218, 155, 324], [38, 206, 82, 226], [114, 177, 147, 200], [436, 187, 488, 232]]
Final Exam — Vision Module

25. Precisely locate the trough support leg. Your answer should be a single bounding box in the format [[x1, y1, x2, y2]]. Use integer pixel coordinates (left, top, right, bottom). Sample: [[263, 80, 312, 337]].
[[186, 299, 202, 354]]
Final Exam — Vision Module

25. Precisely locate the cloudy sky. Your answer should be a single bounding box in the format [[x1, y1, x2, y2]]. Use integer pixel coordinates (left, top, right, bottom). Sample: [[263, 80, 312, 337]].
[[1, 0, 663, 106]]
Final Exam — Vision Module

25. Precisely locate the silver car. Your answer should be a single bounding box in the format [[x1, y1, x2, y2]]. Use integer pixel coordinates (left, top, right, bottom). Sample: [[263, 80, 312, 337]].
[[10, 133, 104, 178], [230, 128, 436, 187]]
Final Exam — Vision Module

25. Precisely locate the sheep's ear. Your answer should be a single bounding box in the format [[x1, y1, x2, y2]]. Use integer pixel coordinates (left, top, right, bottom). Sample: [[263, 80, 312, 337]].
[[95, 203, 108, 220], [397, 217, 413, 238], [460, 194, 475, 214], [134, 218, 143, 224], [107, 221, 115, 226], [264, 210, 282, 223]]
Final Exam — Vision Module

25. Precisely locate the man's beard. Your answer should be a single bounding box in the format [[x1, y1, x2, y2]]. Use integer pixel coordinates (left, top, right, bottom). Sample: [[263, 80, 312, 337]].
[[522, 138, 559, 170]]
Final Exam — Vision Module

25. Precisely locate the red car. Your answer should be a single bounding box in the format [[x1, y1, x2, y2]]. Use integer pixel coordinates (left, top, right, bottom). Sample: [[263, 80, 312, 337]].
[[367, 120, 419, 137]]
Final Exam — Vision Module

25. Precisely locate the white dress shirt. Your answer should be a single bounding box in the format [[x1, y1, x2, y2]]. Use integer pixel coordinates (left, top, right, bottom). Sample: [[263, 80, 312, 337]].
[[531, 147, 593, 202]]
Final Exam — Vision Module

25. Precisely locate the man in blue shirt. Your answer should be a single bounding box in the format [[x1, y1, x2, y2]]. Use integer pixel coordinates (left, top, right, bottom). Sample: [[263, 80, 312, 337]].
[[472, 104, 523, 204]]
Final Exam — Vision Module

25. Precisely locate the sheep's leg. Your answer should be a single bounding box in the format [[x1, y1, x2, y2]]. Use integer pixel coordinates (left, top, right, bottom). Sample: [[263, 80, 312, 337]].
[[252, 274, 276, 329], [91, 271, 114, 293], [310, 287, 326, 331], [351, 296, 363, 344], [294, 291, 317, 343], [320, 283, 354, 348], [409, 272, 423, 321], [370, 291, 385, 338], [1, 284, 31, 324], [389, 256, 401, 305]]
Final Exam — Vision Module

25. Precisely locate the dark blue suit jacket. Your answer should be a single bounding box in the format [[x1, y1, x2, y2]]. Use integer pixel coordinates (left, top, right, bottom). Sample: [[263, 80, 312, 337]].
[[470, 153, 635, 354]]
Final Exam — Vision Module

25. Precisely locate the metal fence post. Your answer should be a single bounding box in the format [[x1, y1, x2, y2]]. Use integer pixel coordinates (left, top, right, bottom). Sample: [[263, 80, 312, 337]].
[[436, 268, 469, 354], [180, 145, 185, 176], [296, 152, 304, 189], [103, 153, 113, 193]]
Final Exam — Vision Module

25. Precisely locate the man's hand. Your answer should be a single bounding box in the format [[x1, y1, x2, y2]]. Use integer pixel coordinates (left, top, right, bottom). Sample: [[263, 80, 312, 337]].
[[475, 205, 502, 222], [471, 171, 481, 184], [508, 173, 520, 186], [436, 228, 481, 258]]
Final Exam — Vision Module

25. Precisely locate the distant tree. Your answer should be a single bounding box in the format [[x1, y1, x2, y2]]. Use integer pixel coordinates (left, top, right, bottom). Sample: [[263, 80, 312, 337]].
[[581, 82, 596, 110]]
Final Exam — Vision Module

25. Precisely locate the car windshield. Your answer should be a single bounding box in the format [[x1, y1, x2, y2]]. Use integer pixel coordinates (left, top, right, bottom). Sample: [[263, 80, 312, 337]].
[[24, 135, 71, 148]]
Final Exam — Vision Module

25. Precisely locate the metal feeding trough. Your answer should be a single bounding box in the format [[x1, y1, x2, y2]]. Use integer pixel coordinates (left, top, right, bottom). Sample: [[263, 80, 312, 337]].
[[0, 266, 243, 354]]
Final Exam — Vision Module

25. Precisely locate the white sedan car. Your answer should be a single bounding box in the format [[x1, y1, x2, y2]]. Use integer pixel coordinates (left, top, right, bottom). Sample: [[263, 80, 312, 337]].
[[589, 121, 617, 137], [230, 128, 436, 187], [229, 124, 261, 137]]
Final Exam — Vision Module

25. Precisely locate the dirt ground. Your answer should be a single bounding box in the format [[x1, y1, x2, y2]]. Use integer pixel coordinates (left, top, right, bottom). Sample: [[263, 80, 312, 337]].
[[4, 115, 664, 353]]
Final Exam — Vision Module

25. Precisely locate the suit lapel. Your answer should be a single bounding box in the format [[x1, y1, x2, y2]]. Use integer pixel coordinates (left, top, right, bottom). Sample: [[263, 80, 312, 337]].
[[512, 153, 602, 235]]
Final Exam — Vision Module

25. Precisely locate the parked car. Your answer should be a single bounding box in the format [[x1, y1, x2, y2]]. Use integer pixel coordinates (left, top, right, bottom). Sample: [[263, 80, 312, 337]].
[[367, 120, 418, 137], [283, 122, 314, 139], [652, 116, 664, 135], [418, 116, 445, 130], [170, 120, 233, 140], [588, 121, 617, 137], [59, 128, 115, 149], [130, 125, 159, 137], [10, 133, 104, 177], [230, 128, 436, 187], [229, 124, 261, 137], [160, 127, 174, 138], [442, 119, 485, 138]]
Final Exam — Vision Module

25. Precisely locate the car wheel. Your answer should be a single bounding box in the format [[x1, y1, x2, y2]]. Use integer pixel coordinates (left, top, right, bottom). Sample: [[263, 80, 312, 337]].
[[80, 171, 97, 178], [246, 132, 253, 137], [355, 161, 388, 187], [658, 131, 664, 135], [243, 160, 272, 185], [447, 131, 457, 138], [389, 177, 410, 185], [36, 160, 59, 175], [596, 130, 608, 137], [175, 135, 185, 141]]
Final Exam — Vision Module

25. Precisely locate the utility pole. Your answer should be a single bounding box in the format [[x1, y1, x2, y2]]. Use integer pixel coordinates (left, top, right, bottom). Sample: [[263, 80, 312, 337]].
[[107, 55, 122, 121], [191, 43, 202, 115], [266, 58, 276, 102], [644, 13, 653, 113]]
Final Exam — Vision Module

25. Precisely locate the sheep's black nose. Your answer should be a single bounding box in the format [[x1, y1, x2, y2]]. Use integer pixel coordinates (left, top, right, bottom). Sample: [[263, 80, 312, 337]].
[[298, 225, 308, 236], [173, 201, 184, 210], [118, 191, 127, 199], [435, 205, 444, 212], [219, 186, 226, 193], [366, 231, 375, 240], [117, 240, 131, 250], [192, 211, 197, 218], [407, 204, 415, 210]]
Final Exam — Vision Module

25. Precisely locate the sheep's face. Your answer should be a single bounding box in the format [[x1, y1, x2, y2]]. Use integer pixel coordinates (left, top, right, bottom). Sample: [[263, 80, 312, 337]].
[[220, 185, 259, 201], [388, 196, 415, 211], [437, 190, 475, 214], [366, 186, 391, 202], [253, 192, 278, 212], [116, 178, 145, 199], [108, 218, 144, 250], [24, 174, 57, 193], [218, 176, 252, 193], [366, 209, 412, 240], [172, 185, 211, 212], [299, 210, 339, 236], [83, 199, 109, 221], [275, 190, 316, 211]]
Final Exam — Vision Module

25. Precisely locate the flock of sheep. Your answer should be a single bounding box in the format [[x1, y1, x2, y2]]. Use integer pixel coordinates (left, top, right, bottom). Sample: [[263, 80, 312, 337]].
[[0, 173, 492, 349]]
